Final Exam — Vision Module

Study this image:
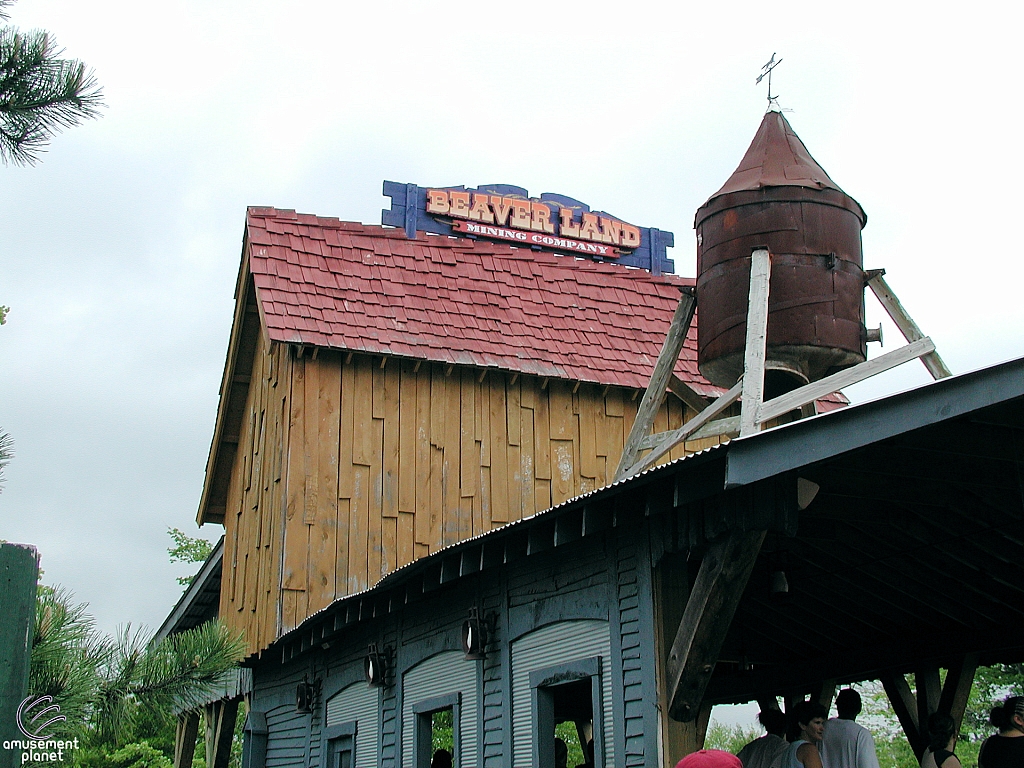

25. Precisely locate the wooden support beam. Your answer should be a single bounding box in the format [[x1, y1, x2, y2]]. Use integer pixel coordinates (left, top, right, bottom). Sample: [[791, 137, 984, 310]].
[[623, 380, 743, 480], [916, 666, 942, 737], [667, 530, 766, 721], [668, 374, 711, 414], [882, 674, 923, 756], [938, 653, 979, 732], [615, 288, 697, 481], [676, 701, 714, 759], [866, 272, 951, 380], [739, 249, 771, 437], [815, 679, 837, 712], [174, 711, 201, 768], [756, 337, 936, 425], [205, 699, 240, 768]]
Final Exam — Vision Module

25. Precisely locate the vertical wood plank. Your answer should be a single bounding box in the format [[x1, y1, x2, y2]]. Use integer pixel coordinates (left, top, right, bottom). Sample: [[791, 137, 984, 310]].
[[507, 375, 521, 446], [519, 404, 536, 520], [551, 440, 575, 506], [460, 368, 477, 499], [398, 511, 415, 568], [415, 367, 433, 547], [443, 369, 462, 546], [382, 362, 401, 519], [489, 378, 509, 524], [398, 361, 417, 514], [429, 365, 446, 552], [336, 361, 354, 597], [534, 382, 551, 480], [367, 366, 385, 584], [348, 465, 369, 594], [310, 356, 340, 613], [351, 357, 375, 466], [302, 359, 319, 525], [281, 355, 308, 592], [579, 385, 599, 480]]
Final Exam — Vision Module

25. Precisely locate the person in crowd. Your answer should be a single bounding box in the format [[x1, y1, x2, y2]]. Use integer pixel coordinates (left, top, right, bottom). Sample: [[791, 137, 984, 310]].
[[429, 748, 452, 768], [737, 708, 789, 768], [978, 696, 1024, 768], [820, 689, 880, 768], [919, 713, 961, 768], [554, 737, 568, 768], [675, 748, 743, 768], [783, 701, 827, 768]]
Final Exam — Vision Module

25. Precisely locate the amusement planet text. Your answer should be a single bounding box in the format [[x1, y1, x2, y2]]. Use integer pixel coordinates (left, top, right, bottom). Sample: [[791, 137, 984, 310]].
[[3, 737, 79, 765]]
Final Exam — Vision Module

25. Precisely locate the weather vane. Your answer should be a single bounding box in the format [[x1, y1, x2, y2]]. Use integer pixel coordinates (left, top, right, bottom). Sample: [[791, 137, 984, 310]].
[[756, 53, 783, 111]]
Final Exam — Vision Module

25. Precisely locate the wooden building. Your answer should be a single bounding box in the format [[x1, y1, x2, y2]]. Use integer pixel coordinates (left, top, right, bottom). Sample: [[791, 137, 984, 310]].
[[237, 355, 1024, 768], [196, 201, 768, 658]]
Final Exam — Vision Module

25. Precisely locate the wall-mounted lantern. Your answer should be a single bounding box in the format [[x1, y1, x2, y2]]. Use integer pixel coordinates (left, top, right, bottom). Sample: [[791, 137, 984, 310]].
[[365, 644, 390, 687], [462, 607, 492, 660], [296, 677, 318, 713]]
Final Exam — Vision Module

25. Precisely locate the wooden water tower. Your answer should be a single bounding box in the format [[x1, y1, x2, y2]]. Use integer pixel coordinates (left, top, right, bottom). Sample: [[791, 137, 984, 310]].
[[615, 110, 950, 483], [694, 110, 868, 396]]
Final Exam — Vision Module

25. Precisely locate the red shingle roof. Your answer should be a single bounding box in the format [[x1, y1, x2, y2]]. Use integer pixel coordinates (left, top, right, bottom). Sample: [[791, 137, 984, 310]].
[[246, 207, 721, 396]]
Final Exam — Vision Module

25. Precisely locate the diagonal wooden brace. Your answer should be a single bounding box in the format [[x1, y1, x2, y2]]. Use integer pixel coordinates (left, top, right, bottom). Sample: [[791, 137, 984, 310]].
[[866, 271, 951, 380], [615, 288, 696, 481], [667, 529, 766, 721]]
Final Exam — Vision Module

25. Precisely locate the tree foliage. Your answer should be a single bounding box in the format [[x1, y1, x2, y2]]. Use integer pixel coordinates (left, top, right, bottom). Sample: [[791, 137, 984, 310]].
[[168, 527, 216, 586], [28, 586, 245, 755], [0, 0, 103, 164], [0, 428, 12, 490]]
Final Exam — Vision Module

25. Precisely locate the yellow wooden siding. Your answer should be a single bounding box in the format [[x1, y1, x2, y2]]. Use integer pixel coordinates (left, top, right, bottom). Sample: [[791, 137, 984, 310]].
[[219, 332, 291, 655], [270, 351, 724, 637]]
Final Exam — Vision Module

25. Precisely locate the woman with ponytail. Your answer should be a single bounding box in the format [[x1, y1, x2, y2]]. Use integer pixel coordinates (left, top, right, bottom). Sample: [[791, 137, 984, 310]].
[[919, 713, 960, 768], [978, 696, 1024, 768]]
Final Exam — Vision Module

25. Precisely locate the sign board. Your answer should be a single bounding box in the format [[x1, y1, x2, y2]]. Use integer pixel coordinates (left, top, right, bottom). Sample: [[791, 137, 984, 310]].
[[382, 182, 674, 275]]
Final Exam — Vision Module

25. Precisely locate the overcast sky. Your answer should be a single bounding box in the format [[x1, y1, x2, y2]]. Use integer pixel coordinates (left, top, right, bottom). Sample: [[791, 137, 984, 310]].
[[2, 0, 1022, 662]]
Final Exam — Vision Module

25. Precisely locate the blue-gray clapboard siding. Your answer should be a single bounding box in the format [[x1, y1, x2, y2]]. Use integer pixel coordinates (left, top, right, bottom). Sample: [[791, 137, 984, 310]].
[[249, 522, 666, 767], [326, 682, 380, 768], [511, 620, 614, 768], [401, 651, 480, 767], [266, 702, 310, 767]]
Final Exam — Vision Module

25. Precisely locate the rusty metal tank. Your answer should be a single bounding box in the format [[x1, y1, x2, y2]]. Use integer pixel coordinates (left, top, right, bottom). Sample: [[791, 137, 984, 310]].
[[694, 111, 868, 396]]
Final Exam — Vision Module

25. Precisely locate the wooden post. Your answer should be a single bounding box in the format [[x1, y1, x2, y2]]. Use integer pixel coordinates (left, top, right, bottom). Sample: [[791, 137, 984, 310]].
[[615, 288, 696, 481], [915, 666, 942, 741], [881, 674, 923, 756], [938, 653, 979, 733], [0, 543, 37, 768], [866, 272, 951, 380], [677, 701, 714, 759], [667, 530, 766, 721], [808, 679, 838, 712], [740, 249, 771, 437], [174, 711, 201, 768], [205, 699, 240, 768]]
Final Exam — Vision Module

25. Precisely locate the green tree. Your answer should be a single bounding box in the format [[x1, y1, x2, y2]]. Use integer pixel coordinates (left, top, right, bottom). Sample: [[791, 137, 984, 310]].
[[168, 527, 216, 586], [0, 428, 11, 490], [28, 586, 245, 758], [0, 0, 103, 165]]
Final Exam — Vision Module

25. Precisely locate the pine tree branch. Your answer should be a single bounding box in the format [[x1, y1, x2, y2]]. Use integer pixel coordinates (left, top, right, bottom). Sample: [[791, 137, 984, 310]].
[[0, 26, 103, 164]]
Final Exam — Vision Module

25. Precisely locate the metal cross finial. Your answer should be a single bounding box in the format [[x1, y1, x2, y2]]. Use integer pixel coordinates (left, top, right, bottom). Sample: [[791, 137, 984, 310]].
[[756, 53, 783, 110]]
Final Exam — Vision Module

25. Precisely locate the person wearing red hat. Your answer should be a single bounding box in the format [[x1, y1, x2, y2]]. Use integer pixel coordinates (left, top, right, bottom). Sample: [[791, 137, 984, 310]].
[[675, 748, 744, 768]]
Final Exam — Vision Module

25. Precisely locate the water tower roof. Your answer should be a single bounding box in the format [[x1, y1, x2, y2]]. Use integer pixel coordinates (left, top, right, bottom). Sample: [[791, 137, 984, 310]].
[[698, 110, 866, 224]]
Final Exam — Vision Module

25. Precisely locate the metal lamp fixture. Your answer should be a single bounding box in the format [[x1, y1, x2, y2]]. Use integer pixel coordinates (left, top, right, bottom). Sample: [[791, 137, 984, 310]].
[[296, 677, 317, 713], [365, 644, 390, 687], [462, 607, 489, 660]]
